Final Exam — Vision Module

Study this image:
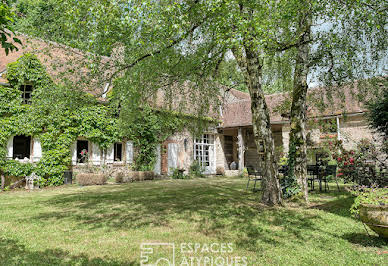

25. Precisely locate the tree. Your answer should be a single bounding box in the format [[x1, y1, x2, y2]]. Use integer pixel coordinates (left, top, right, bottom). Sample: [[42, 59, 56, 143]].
[[11, 0, 289, 205], [285, 0, 387, 201], [10, 0, 386, 205], [0, 1, 21, 54], [368, 83, 388, 137]]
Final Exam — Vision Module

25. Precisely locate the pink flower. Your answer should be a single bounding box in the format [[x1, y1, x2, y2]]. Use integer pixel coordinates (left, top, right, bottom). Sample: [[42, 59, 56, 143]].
[[349, 158, 354, 164]]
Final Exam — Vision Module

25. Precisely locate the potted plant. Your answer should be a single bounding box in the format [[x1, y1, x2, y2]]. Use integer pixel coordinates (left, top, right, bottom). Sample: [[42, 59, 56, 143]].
[[350, 186, 388, 239]]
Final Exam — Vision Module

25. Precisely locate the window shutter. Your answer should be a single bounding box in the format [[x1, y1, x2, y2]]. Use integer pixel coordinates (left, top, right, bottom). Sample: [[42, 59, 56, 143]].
[[91, 143, 101, 165], [126, 141, 133, 164], [7, 136, 13, 159], [154, 144, 161, 175], [71, 142, 77, 165], [106, 144, 114, 164], [168, 143, 178, 175], [32, 138, 42, 162]]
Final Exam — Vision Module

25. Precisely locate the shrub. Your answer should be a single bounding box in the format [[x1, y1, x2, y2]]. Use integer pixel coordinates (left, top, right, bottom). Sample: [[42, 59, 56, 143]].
[[349, 186, 388, 216], [171, 168, 187, 179], [114, 171, 124, 183], [335, 139, 387, 187], [77, 173, 107, 186], [189, 161, 205, 178], [368, 88, 388, 136]]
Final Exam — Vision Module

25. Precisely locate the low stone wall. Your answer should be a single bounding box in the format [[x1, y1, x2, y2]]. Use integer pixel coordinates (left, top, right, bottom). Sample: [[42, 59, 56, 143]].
[[115, 171, 158, 183], [77, 173, 107, 186], [225, 170, 240, 177]]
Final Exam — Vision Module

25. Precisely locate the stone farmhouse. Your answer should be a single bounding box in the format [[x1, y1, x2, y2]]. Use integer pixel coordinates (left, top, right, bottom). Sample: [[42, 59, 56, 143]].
[[0, 35, 377, 177]]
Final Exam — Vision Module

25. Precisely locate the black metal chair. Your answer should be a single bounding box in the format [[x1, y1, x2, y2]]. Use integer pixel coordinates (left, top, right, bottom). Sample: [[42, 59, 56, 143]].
[[246, 167, 262, 192], [307, 165, 318, 191], [321, 165, 337, 192]]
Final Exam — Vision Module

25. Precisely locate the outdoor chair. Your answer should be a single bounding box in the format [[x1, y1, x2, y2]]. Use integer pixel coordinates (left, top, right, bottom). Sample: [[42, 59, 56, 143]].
[[315, 165, 337, 192], [324, 165, 338, 191], [307, 165, 318, 191], [246, 167, 262, 192]]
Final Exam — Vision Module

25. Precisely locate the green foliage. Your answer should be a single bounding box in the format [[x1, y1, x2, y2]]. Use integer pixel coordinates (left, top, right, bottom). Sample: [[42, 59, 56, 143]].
[[329, 139, 387, 187], [281, 142, 301, 198], [0, 2, 21, 54], [189, 160, 205, 178], [1, 54, 205, 184], [0, 54, 123, 185], [1, 160, 35, 177], [171, 168, 187, 180], [120, 106, 187, 171], [350, 187, 388, 216], [368, 87, 388, 137]]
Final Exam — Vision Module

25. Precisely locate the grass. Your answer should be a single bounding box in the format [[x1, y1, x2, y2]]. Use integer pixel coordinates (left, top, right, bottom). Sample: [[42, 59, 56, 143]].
[[0, 176, 386, 265]]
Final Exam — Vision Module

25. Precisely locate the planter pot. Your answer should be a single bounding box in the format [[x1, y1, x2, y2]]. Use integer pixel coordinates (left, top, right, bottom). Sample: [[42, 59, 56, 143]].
[[359, 204, 388, 239]]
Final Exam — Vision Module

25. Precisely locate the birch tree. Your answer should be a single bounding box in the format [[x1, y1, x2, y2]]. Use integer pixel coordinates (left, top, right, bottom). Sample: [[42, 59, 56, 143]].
[[285, 0, 387, 201]]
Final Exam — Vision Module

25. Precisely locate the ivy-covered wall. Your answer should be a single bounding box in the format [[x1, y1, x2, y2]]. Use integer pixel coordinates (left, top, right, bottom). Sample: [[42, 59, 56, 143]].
[[0, 54, 198, 185]]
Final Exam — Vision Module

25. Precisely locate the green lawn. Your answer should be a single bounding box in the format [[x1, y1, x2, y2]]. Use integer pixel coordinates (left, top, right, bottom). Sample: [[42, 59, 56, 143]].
[[0, 177, 386, 265]]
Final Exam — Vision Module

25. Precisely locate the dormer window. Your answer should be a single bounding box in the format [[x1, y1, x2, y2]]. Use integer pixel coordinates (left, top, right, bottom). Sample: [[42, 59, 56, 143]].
[[20, 84, 33, 104]]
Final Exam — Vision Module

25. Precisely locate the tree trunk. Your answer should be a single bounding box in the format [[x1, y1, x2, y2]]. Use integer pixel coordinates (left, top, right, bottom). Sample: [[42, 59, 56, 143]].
[[288, 12, 311, 202], [1, 173, 5, 190], [244, 47, 283, 206]]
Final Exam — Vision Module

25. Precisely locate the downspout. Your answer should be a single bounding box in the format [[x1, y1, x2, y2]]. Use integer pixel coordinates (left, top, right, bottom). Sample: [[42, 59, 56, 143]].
[[336, 116, 341, 141]]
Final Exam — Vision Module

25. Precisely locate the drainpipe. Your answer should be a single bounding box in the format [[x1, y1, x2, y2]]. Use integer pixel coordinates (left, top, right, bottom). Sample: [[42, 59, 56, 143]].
[[336, 116, 341, 141]]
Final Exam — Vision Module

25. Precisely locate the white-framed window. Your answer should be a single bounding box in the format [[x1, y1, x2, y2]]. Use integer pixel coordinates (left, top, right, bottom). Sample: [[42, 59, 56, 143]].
[[194, 134, 214, 168], [76, 140, 89, 163], [13, 135, 31, 159], [114, 142, 123, 162], [20, 84, 33, 104]]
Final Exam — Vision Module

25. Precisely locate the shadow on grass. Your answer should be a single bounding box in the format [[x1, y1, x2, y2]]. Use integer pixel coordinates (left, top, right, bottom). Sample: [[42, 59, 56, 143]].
[[23, 178, 385, 250], [341, 232, 387, 248], [23, 180, 321, 246], [0, 237, 135, 265], [309, 191, 355, 218]]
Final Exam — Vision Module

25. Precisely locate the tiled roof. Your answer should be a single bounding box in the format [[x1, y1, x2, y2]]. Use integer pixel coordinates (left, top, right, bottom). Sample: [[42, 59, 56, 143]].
[[1, 35, 381, 127], [0, 34, 112, 97], [221, 84, 371, 128]]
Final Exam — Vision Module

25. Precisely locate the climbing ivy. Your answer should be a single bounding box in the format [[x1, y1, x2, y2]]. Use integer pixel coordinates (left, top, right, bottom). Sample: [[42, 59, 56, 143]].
[[121, 106, 188, 171], [281, 142, 301, 198], [0, 54, 210, 185], [0, 54, 124, 185]]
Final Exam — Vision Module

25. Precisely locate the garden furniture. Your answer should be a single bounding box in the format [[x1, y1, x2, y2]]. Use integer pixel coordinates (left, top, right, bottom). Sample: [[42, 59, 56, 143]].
[[246, 167, 262, 192]]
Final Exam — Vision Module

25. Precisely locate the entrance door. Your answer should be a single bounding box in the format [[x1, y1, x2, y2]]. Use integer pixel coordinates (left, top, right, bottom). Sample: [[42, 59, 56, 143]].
[[194, 134, 216, 174]]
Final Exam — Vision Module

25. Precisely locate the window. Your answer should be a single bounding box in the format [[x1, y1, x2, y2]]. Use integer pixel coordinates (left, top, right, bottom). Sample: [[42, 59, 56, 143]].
[[13, 135, 31, 159], [20, 84, 33, 104], [114, 143, 123, 162], [194, 134, 214, 167], [77, 140, 89, 163]]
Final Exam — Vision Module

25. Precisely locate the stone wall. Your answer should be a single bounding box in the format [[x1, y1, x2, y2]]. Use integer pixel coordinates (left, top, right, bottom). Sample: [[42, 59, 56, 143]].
[[339, 114, 374, 150], [280, 113, 375, 158]]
